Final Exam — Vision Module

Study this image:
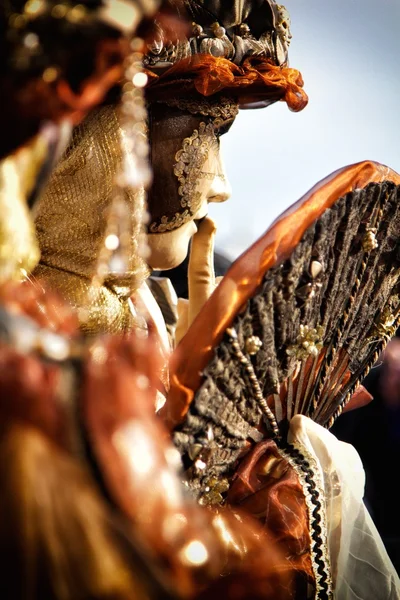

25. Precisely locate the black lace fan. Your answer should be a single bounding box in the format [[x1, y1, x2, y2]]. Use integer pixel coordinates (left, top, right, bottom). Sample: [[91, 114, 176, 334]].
[[167, 162, 400, 497]]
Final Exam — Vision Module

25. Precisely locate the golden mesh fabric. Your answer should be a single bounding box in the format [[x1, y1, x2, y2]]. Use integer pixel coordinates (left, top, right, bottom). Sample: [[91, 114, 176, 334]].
[[33, 105, 150, 335]]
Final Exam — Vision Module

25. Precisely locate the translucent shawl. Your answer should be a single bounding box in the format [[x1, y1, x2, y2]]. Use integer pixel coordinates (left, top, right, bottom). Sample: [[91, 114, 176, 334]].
[[289, 415, 400, 599]]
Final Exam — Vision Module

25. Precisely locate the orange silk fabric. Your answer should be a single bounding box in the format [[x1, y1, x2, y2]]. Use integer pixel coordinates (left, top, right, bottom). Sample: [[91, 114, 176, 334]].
[[227, 439, 315, 599], [162, 161, 400, 429], [83, 335, 299, 599], [145, 54, 308, 112]]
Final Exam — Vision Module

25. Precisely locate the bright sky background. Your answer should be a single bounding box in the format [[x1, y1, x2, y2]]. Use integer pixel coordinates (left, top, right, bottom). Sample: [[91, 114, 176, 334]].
[[209, 0, 400, 259]]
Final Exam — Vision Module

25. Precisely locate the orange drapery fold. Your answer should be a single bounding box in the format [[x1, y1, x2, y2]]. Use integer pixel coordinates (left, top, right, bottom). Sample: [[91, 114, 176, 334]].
[[145, 54, 308, 112]]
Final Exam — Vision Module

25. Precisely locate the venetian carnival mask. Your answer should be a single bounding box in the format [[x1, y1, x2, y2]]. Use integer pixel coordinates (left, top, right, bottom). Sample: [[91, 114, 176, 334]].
[[145, 98, 237, 269], [147, 100, 237, 234], [143, 0, 307, 268]]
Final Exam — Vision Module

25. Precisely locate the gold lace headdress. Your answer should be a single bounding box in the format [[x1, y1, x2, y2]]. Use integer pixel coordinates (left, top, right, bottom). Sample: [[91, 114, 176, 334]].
[[34, 42, 153, 335]]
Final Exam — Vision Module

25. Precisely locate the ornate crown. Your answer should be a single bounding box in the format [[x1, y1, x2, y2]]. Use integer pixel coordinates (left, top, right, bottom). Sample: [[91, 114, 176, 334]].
[[145, 1, 292, 69]]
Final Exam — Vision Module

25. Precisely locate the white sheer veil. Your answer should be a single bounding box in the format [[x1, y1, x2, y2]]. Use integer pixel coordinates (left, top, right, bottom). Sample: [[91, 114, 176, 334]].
[[288, 415, 400, 599]]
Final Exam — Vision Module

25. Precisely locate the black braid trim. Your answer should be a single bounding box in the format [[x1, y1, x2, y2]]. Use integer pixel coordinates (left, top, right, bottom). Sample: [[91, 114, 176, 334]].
[[280, 442, 332, 600]]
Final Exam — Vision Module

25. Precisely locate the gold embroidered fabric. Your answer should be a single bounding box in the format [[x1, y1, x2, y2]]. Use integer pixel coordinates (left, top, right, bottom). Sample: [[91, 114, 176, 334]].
[[160, 97, 239, 122], [0, 136, 45, 283], [149, 122, 217, 233], [33, 105, 150, 335]]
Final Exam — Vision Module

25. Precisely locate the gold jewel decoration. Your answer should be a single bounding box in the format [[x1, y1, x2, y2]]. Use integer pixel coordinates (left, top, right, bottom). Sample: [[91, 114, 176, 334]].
[[245, 335, 262, 355], [201, 171, 226, 181], [296, 259, 324, 301], [286, 325, 324, 360], [227, 327, 280, 438], [150, 210, 192, 234], [199, 476, 230, 506], [373, 305, 399, 339], [310, 259, 323, 278], [362, 227, 378, 252], [275, 4, 292, 48]]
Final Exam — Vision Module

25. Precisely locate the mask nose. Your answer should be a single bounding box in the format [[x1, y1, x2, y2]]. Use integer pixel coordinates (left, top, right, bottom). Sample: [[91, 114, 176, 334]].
[[207, 163, 231, 204], [208, 180, 231, 204]]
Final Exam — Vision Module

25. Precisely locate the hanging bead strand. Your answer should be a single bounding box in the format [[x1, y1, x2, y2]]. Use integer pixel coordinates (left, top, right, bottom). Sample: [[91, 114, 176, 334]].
[[93, 38, 151, 289]]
